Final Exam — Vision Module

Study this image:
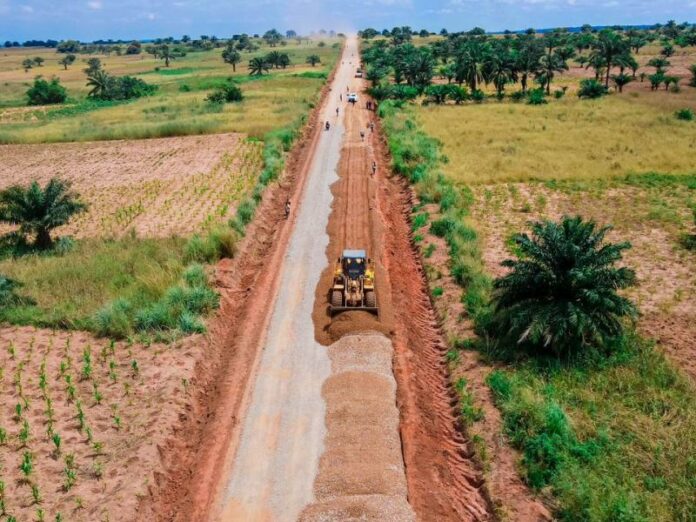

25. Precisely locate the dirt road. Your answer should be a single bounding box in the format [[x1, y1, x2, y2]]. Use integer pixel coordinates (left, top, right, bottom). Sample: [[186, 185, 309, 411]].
[[203, 36, 493, 522], [210, 38, 412, 521]]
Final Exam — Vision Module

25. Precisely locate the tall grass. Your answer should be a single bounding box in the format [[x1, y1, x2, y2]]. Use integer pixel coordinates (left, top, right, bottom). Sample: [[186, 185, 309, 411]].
[[417, 95, 696, 184], [0, 237, 186, 330], [379, 100, 491, 321], [488, 335, 696, 521]]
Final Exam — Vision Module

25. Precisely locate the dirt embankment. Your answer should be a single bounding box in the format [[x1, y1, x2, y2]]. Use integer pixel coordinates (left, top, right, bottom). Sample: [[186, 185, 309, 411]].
[[140, 47, 343, 522], [311, 76, 495, 520]]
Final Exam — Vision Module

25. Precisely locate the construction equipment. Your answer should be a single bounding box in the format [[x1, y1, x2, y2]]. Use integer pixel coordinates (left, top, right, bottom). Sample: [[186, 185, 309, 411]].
[[329, 249, 378, 315]]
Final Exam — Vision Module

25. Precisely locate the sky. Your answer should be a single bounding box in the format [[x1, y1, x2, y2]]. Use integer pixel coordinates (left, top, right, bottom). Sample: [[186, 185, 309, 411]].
[[0, 0, 694, 42]]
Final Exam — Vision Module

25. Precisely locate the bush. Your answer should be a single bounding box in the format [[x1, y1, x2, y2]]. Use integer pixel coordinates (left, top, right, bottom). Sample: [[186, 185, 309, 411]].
[[0, 275, 30, 307], [471, 89, 485, 103], [510, 91, 526, 103], [26, 77, 67, 105], [206, 82, 243, 104], [185, 227, 239, 263], [93, 298, 133, 338], [527, 88, 547, 105], [675, 108, 694, 121], [578, 79, 608, 99], [368, 84, 419, 101]]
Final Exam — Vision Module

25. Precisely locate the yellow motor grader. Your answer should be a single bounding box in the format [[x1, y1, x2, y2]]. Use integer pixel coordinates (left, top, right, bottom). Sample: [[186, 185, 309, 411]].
[[329, 249, 378, 315]]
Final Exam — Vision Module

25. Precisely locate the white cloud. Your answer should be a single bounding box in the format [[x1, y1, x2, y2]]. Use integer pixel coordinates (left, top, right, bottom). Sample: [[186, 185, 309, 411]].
[[147, 12, 156, 20], [20, 4, 34, 13], [87, 0, 102, 9]]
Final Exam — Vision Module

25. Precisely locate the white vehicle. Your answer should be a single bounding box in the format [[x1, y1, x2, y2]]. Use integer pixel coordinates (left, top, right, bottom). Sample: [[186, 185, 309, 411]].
[[347, 93, 359, 103]]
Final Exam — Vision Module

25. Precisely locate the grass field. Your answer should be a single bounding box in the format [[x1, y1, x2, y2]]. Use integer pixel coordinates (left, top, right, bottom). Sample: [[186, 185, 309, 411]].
[[0, 39, 340, 143], [418, 91, 696, 184]]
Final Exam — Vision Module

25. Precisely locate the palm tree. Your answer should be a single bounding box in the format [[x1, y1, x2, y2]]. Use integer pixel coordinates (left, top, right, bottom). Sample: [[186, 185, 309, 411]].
[[222, 46, 241, 71], [611, 73, 633, 92], [454, 39, 490, 91], [248, 57, 269, 76], [86, 70, 111, 99], [305, 54, 321, 67], [491, 216, 637, 357], [0, 178, 87, 249], [265, 51, 282, 68], [159, 44, 174, 67], [536, 52, 568, 95], [590, 29, 628, 88]]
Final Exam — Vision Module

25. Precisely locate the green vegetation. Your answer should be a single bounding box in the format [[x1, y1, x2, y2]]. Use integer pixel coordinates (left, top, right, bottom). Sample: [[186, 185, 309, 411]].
[[488, 339, 696, 521], [490, 216, 637, 358], [0, 178, 87, 250], [26, 78, 68, 105], [0, 38, 340, 143], [377, 82, 696, 521], [379, 100, 491, 321], [206, 82, 243, 104]]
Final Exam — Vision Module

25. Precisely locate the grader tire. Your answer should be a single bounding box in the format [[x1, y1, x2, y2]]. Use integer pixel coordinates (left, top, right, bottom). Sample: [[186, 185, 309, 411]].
[[331, 290, 343, 308], [365, 290, 376, 308]]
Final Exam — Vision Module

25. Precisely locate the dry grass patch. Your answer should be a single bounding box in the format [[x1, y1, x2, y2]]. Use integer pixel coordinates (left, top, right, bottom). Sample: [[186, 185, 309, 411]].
[[417, 93, 696, 184]]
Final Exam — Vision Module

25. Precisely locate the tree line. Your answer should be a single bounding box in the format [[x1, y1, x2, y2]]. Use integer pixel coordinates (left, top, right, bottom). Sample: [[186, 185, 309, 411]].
[[361, 22, 696, 104]]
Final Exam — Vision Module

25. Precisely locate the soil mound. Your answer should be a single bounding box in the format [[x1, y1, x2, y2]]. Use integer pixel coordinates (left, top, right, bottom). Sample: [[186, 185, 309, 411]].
[[324, 311, 391, 343]]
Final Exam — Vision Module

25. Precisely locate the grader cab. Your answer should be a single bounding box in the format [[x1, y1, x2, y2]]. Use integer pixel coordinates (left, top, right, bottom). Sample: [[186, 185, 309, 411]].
[[329, 249, 378, 315]]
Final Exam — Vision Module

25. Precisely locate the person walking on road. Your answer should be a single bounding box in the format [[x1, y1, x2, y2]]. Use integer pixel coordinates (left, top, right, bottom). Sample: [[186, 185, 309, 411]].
[[336, 107, 339, 117], [340, 94, 342, 102], [360, 130, 365, 142], [284, 198, 291, 219], [369, 122, 375, 133], [371, 161, 377, 177]]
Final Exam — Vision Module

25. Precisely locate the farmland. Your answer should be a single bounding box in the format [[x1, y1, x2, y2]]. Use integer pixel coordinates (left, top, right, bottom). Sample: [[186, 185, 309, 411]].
[[0, 39, 339, 143], [0, 33, 342, 522]]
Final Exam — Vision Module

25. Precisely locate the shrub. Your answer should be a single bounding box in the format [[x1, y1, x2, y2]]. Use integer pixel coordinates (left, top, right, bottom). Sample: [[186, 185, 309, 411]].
[[578, 79, 608, 99], [510, 91, 526, 103], [93, 299, 132, 338], [527, 88, 547, 105], [675, 108, 694, 121], [26, 78, 67, 105], [471, 89, 485, 103], [206, 82, 243, 104]]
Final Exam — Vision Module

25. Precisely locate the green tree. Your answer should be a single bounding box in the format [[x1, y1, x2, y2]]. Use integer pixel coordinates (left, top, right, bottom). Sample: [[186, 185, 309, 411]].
[[0, 179, 87, 250], [689, 64, 696, 87], [21, 58, 33, 72], [590, 29, 629, 88], [611, 73, 633, 93], [158, 44, 174, 67], [26, 77, 67, 105], [58, 54, 76, 70], [490, 216, 637, 357], [263, 29, 283, 47], [83, 57, 102, 76], [33, 56, 44, 67], [536, 52, 568, 95], [305, 54, 321, 67], [248, 57, 270, 75], [221, 45, 241, 71], [86, 70, 112, 98]]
